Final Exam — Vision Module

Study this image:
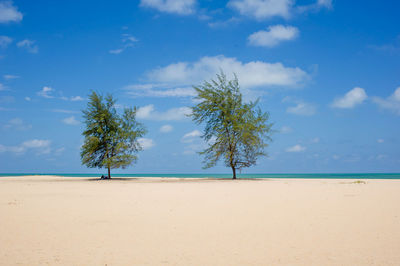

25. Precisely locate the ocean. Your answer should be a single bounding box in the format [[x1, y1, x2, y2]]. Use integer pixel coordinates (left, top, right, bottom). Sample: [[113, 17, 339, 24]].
[[1, 173, 400, 179]]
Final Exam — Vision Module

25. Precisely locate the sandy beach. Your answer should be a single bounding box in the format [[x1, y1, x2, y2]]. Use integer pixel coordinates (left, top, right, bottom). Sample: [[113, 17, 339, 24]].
[[1, 175, 400, 265]]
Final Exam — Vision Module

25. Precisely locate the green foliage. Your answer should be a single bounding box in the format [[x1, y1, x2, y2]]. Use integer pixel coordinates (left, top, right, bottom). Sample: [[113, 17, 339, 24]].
[[80, 92, 146, 177], [191, 72, 273, 179]]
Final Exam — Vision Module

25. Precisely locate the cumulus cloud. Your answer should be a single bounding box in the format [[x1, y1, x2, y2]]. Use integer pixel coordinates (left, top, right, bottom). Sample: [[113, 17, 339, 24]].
[[228, 0, 293, 20], [0, 139, 51, 155], [62, 116, 80, 126], [0, 35, 12, 48], [37, 86, 54, 98], [17, 39, 38, 54], [160, 124, 173, 133], [0, 1, 23, 23], [138, 138, 155, 150], [136, 104, 191, 121], [248, 25, 299, 47], [181, 130, 202, 143], [3, 118, 32, 131], [147, 55, 308, 89], [331, 87, 367, 109], [124, 84, 196, 98], [140, 0, 196, 15], [372, 87, 400, 115], [286, 144, 306, 152]]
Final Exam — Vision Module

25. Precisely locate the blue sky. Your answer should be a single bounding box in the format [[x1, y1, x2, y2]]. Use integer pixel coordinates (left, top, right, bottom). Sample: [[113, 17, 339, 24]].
[[0, 0, 399, 174]]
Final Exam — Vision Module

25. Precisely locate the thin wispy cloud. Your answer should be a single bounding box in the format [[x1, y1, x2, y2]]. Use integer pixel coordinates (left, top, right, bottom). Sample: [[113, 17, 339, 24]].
[[124, 83, 196, 98], [181, 130, 201, 143], [283, 97, 316, 116], [109, 33, 138, 54], [0, 35, 12, 48], [0, 139, 51, 155], [0, 1, 23, 23], [17, 39, 38, 54], [3, 74, 19, 80], [62, 116, 80, 126], [3, 118, 32, 131], [37, 86, 84, 101], [136, 104, 191, 121], [248, 25, 299, 48], [331, 87, 367, 109], [37, 86, 54, 98], [160, 124, 173, 133], [140, 0, 197, 15], [286, 144, 306, 152], [228, 0, 292, 20]]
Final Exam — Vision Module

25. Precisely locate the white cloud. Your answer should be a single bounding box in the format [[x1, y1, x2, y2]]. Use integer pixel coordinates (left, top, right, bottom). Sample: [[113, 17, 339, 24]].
[[228, 0, 292, 20], [52, 109, 79, 114], [0, 83, 6, 91], [147, 55, 308, 89], [0, 1, 23, 23], [372, 87, 400, 115], [248, 25, 299, 47], [181, 130, 201, 143], [0, 139, 51, 155], [298, 0, 332, 12], [62, 116, 80, 126], [280, 125, 292, 134], [109, 33, 138, 54], [287, 102, 316, 116], [0, 35, 12, 48], [3, 74, 19, 80], [3, 118, 32, 131], [37, 86, 54, 98], [109, 48, 124, 54], [24, 97, 31, 101], [286, 144, 306, 152], [124, 84, 196, 98], [377, 139, 384, 143], [17, 39, 38, 53], [331, 87, 367, 109], [70, 96, 84, 101], [311, 137, 320, 143], [140, 0, 196, 15], [160, 124, 173, 133], [136, 104, 191, 121], [138, 138, 155, 150]]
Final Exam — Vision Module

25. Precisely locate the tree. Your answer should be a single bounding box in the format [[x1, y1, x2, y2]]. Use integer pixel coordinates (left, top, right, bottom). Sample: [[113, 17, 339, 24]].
[[191, 72, 273, 179], [81, 92, 146, 179]]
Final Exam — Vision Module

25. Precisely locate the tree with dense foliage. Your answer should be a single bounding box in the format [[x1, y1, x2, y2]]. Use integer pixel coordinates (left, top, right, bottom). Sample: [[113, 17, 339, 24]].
[[191, 72, 273, 179], [81, 92, 146, 179]]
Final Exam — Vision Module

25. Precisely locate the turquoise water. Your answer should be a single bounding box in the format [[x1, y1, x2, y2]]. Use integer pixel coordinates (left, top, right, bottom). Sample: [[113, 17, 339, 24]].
[[1, 173, 400, 179]]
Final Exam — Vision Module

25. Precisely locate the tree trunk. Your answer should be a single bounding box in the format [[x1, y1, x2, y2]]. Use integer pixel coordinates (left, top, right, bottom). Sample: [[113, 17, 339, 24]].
[[231, 166, 236, 179], [107, 166, 111, 179]]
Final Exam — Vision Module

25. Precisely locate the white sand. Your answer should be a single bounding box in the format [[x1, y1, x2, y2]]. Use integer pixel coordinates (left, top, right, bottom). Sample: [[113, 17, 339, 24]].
[[1, 175, 400, 265]]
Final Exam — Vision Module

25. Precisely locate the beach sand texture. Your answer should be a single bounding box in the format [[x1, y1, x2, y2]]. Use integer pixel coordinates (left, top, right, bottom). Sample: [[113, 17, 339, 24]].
[[1, 176, 400, 265]]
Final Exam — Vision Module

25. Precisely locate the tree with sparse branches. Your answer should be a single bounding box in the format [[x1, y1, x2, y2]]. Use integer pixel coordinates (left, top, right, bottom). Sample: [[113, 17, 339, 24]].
[[191, 72, 273, 179], [81, 92, 146, 179]]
